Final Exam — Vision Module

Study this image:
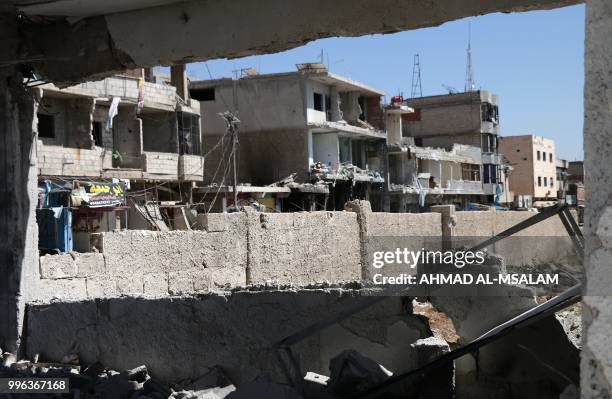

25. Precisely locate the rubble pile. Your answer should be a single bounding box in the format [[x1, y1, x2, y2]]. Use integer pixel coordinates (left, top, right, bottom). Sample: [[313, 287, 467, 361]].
[[0, 352, 236, 399]]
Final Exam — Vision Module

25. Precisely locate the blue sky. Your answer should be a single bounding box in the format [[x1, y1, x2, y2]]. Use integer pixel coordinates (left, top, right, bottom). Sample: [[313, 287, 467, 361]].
[[183, 4, 585, 161]]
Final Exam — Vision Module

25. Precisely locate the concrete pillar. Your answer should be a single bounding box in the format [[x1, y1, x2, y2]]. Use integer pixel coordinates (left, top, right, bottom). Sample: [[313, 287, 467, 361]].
[[431, 205, 455, 251], [386, 113, 402, 145], [0, 73, 40, 352], [330, 87, 342, 122], [582, 0, 612, 396], [171, 64, 188, 102]]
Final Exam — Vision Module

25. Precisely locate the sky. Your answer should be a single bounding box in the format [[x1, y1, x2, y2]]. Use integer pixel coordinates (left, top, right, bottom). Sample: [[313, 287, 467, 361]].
[[181, 4, 585, 161]]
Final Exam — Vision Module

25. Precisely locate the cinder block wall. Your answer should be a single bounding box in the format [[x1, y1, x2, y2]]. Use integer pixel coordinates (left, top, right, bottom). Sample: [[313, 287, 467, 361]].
[[32, 205, 577, 303], [248, 211, 361, 285], [452, 210, 579, 267]]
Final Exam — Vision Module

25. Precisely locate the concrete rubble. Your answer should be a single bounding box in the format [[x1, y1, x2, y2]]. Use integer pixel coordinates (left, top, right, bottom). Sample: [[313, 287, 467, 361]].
[[0, 351, 239, 399]]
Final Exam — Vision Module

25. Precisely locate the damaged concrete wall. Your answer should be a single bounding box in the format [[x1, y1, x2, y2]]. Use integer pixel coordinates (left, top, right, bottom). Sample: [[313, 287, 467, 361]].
[[25, 289, 430, 386], [35, 211, 363, 299], [3, 1, 581, 84], [34, 213, 249, 301], [37, 141, 113, 177], [203, 128, 310, 185], [0, 77, 41, 352], [33, 205, 579, 302], [64, 97, 95, 149], [582, 0, 612, 396]]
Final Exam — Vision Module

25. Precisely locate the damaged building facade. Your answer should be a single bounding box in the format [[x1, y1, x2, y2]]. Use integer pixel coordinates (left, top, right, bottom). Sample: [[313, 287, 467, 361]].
[[35, 67, 204, 251], [384, 91, 509, 211], [190, 64, 388, 211]]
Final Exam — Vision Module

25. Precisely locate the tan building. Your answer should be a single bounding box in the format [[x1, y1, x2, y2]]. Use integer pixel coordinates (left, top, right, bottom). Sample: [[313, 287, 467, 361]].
[[499, 134, 557, 200]]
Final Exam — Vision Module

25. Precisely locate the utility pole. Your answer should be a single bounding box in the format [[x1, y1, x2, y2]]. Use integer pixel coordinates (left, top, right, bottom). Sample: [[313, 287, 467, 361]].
[[219, 112, 241, 208], [411, 54, 423, 98]]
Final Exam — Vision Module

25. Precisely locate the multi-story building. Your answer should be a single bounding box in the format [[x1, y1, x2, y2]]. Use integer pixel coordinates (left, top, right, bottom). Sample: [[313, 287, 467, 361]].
[[567, 161, 584, 184], [189, 64, 388, 211], [556, 158, 569, 197], [384, 90, 508, 210], [402, 91, 504, 198], [36, 67, 205, 251], [499, 134, 557, 201]]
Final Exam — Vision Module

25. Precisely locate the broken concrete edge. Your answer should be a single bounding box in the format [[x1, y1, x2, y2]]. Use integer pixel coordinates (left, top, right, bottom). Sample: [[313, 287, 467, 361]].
[[26, 280, 384, 305], [1, 0, 582, 84]]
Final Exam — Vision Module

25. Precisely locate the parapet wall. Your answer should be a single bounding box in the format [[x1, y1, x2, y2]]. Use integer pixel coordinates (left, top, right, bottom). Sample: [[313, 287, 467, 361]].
[[34, 205, 577, 303]]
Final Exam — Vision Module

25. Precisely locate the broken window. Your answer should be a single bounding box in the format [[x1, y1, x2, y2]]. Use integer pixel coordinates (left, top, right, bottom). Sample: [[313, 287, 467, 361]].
[[543, 151, 547, 161], [537, 151, 541, 161], [313, 92, 324, 111], [551, 177, 554, 187], [544, 176, 548, 186], [358, 96, 367, 121], [92, 121, 103, 147], [190, 87, 215, 101], [481, 102, 499, 124], [538, 176, 542, 187], [549, 153, 553, 162], [37, 114, 55, 138], [178, 112, 202, 155], [461, 164, 480, 181]]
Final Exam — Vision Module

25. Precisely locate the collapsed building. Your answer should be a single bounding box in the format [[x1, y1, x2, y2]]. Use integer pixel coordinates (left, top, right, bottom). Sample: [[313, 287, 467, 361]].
[[35, 67, 204, 251], [189, 63, 388, 211], [385, 91, 510, 211]]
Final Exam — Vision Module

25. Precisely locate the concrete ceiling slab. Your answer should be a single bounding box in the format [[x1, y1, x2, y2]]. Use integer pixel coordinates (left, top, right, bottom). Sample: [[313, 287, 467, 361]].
[[1, 0, 583, 84], [13, 0, 186, 18]]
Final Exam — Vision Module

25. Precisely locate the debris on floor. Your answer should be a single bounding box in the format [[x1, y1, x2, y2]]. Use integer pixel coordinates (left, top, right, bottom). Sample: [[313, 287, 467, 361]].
[[0, 352, 235, 399]]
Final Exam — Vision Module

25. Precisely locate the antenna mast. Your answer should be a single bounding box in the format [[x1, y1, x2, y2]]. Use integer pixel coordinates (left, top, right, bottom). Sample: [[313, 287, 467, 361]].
[[411, 54, 423, 98], [465, 21, 476, 92]]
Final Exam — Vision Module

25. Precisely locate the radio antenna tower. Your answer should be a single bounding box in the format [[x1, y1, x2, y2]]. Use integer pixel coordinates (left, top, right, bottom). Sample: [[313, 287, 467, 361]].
[[465, 21, 476, 92], [411, 54, 423, 98]]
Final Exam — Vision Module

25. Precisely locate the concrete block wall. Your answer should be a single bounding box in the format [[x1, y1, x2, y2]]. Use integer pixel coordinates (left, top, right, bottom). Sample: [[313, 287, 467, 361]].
[[248, 211, 361, 285], [142, 151, 179, 179], [36, 212, 248, 301], [48, 77, 177, 112], [451, 209, 578, 268], [349, 200, 443, 280], [33, 204, 577, 303], [178, 154, 204, 181], [37, 141, 112, 177]]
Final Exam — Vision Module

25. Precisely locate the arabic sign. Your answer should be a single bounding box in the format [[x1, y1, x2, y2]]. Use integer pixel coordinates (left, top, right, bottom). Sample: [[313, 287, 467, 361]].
[[71, 181, 126, 208]]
